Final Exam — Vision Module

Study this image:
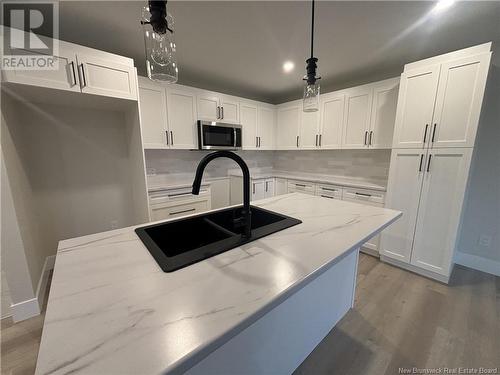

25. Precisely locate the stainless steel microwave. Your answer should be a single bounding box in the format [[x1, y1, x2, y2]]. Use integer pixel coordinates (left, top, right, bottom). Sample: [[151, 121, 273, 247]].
[[197, 121, 242, 150]]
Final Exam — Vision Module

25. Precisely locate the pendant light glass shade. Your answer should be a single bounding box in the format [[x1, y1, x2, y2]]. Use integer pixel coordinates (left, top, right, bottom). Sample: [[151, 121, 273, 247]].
[[303, 82, 320, 112], [142, 5, 178, 83]]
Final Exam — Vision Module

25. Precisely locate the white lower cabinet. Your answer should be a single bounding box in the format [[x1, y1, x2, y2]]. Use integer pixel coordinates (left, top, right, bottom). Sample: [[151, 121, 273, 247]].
[[315, 184, 342, 199], [287, 180, 315, 195], [251, 178, 274, 201], [149, 186, 211, 221], [275, 178, 287, 196], [381, 148, 473, 280], [342, 187, 386, 255]]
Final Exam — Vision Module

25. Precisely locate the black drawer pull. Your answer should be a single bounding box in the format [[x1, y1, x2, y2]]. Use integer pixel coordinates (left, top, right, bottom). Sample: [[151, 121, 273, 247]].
[[355, 192, 372, 197], [321, 195, 334, 199], [170, 208, 195, 216]]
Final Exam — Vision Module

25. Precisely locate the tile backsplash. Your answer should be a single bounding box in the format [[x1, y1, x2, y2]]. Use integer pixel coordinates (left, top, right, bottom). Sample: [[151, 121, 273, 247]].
[[145, 149, 391, 185], [145, 150, 275, 178], [273, 150, 391, 184]]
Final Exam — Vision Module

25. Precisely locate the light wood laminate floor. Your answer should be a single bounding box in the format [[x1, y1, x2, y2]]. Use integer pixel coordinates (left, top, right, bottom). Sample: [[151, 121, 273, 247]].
[[1, 256, 499, 375]]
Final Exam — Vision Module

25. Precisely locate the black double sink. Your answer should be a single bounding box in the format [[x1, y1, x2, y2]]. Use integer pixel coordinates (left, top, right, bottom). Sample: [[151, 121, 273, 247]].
[[135, 206, 302, 272]]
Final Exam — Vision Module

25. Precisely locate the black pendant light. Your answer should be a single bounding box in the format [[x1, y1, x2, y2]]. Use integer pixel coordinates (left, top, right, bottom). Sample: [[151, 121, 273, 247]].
[[303, 0, 321, 112]]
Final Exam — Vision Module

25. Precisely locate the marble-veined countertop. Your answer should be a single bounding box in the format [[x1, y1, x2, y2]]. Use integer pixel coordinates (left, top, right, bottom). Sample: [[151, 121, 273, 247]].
[[35, 193, 400, 375]]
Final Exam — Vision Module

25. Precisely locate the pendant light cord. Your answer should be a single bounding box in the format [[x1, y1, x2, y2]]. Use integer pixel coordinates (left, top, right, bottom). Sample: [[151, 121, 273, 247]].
[[310, 0, 315, 58]]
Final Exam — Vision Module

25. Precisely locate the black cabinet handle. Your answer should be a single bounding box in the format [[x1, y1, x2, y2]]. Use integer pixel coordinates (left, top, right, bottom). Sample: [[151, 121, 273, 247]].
[[78, 63, 86, 88], [431, 123, 437, 143], [258, 137, 261, 147], [165, 130, 169, 145], [265, 181, 268, 192], [369, 131, 373, 146], [418, 154, 424, 172], [319, 134, 322, 147], [170, 131, 174, 145], [170, 208, 195, 216], [364, 131, 368, 145], [427, 154, 432, 172], [221, 106, 224, 119], [253, 183, 255, 194], [315, 134, 318, 147], [256, 137, 258, 148], [355, 192, 372, 197], [216, 106, 220, 119], [321, 195, 334, 199], [321, 187, 337, 192], [69, 61, 77, 86], [423, 124, 429, 143], [295, 183, 306, 188], [296, 136, 299, 148]]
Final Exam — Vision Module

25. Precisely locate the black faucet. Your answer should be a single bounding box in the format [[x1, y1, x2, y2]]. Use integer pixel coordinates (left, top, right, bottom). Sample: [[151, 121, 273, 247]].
[[192, 151, 252, 238]]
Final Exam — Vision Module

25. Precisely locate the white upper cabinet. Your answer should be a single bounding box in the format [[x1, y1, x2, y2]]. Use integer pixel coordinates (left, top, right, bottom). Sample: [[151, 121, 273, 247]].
[[76, 53, 137, 100], [430, 53, 491, 148], [276, 103, 301, 149], [138, 80, 168, 148], [369, 79, 399, 148], [381, 149, 426, 263], [197, 92, 220, 121], [1, 32, 138, 101], [197, 92, 239, 123], [392, 65, 441, 149], [241, 102, 259, 149], [257, 106, 276, 150], [300, 110, 320, 149], [220, 96, 240, 123], [319, 93, 344, 149], [342, 86, 373, 149], [166, 87, 197, 149], [3, 43, 80, 93], [410, 148, 472, 276]]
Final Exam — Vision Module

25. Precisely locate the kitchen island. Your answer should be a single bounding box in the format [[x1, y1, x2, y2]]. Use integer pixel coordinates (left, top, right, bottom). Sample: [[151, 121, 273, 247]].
[[35, 193, 401, 375]]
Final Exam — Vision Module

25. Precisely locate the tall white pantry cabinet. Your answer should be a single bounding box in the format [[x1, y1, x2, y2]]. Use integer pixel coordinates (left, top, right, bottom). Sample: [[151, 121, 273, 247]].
[[381, 43, 492, 283]]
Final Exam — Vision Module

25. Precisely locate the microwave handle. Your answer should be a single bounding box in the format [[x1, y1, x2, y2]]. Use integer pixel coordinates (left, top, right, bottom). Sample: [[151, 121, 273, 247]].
[[233, 128, 237, 147]]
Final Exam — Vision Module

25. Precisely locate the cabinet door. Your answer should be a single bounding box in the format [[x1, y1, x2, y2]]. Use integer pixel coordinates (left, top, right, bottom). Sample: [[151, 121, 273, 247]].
[[138, 83, 168, 148], [380, 149, 426, 263], [411, 148, 472, 276], [240, 103, 258, 149], [319, 93, 344, 149], [276, 105, 300, 149], [275, 178, 287, 196], [3, 45, 80, 92], [430, 53, 491, 148], [299, 110, 320, 149], [258, 106, 276, 150], [369, 79, 399, 149], [76, 53, 137, 100], [392, 65, 440, 149], [166, 88, 197, 149], [220, 96, 239, 123], [342, 87, 373, 149], [251, 180, 266, 201], [264, 179, 274, 198], [197, 92, 219, 121]]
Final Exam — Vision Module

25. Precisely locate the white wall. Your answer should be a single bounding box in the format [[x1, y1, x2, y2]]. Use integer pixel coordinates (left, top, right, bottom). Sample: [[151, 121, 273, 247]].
[[1, 91, 148, 315], [456, 49, 500, 274]]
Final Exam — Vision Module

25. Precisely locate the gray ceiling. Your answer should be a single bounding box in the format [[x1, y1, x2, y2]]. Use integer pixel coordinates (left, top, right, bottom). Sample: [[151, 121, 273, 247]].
[[57, 1, 500, 103]]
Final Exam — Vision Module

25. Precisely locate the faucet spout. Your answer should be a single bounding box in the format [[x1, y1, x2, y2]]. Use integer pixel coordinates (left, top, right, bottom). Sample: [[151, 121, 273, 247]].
[[192, 151, 252, 238]]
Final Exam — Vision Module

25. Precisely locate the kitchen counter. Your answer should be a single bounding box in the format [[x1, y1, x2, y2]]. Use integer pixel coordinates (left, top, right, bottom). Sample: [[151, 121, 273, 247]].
[[35, 193, 400, 375], [229, 170, 387, 191]]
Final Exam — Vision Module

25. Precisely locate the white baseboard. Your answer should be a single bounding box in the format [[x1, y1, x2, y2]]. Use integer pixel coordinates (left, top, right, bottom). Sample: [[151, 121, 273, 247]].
[[11, 255, 55, 322], [454, 251, 500, 277]]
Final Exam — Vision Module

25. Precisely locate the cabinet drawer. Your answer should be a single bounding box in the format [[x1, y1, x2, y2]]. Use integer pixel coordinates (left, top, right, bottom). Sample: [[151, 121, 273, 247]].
[[150, 200, 210, 221], [342, 188, 385, 205], [287, 180, 316, 195], [315, 184, 343, 199]]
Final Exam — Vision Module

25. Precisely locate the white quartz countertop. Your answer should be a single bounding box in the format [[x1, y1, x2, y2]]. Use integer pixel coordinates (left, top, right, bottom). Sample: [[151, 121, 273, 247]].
[[35, 193, 400, 375]]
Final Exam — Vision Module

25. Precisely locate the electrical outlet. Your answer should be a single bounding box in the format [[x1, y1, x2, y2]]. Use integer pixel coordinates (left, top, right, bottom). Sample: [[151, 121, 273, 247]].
[[110, 220, 119, 230], [146, 168, 156, 176], [478, 234, 492, 247]]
